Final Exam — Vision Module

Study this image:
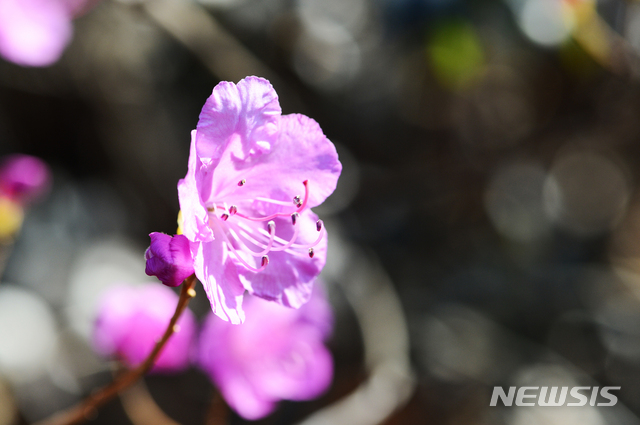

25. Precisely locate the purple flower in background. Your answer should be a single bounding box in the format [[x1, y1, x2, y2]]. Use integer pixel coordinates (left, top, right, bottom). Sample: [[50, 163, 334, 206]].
[[0, 154, 51, 205], [197, 287, 333, 420], [145, 232, 195, 287], [179, 76, 341, 323], [92, 284, 196, 373], [0, 0, 98, 67]]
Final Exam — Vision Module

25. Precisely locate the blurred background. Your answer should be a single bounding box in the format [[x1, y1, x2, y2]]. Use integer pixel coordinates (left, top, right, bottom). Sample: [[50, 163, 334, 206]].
[[3, 0, 640, 423]]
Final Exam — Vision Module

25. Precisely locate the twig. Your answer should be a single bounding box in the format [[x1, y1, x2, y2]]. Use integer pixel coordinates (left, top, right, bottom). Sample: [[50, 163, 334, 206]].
[[119, 376, 181, 425], [205, 390, 228, 425], [34, 274, 198, 425]]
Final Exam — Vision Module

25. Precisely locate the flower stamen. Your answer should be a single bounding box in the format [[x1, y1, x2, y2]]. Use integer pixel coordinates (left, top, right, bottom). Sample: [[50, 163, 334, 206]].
[[234, 180, 310, 222], [269, 220, 300, 252], [226, 222, 276, 258], [220, 203, 231, 221], [218, 228, 269, 272], [290, 226, 325, 250], [208, 180, 322, 272]]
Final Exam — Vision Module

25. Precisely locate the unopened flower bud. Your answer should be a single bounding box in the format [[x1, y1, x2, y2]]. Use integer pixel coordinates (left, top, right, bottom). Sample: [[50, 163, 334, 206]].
[[145, 232, 194, 287]]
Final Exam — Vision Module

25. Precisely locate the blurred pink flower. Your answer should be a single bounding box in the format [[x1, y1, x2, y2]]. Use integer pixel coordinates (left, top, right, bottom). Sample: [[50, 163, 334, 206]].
[[178, 76, 341, 324], [197, 288, 334, 420], [0, 0, 98, 67], [145, 232, 195, 287], [0, 154, 51, 205], [92, 284, 196, 373]]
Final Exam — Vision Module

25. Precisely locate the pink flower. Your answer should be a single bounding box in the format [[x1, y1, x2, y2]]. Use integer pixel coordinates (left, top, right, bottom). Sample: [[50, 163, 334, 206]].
[[0, 0, 98, 67], [0, 154, 51, 205], [145, 232, 195, 287], [197, 288, 334, 420], [179, 76, 341, 324], [92, 284, 196, 373]]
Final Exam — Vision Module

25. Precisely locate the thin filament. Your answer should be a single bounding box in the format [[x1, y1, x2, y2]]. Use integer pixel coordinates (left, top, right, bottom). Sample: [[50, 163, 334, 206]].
[[234, 180, 309, 222], [228, 222, 275, 257], [291, 227, 325, 249], [207, 180, 322, 271], [254, 197, 293, 206], [219, 229, 268, 272]]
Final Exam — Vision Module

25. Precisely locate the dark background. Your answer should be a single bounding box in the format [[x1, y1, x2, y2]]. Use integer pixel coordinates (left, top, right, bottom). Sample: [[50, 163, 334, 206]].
[[2, 0, 640, 424]]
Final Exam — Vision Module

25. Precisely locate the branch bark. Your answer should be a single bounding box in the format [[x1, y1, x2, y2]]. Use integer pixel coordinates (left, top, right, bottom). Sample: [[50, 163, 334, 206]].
[[34, 274, 198, 425]]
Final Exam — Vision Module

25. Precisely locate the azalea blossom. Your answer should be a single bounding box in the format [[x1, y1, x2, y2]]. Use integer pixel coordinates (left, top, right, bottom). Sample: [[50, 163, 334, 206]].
[[92, 284, 196, 373], [0, 0, 98, 67], [145, 232, 195, 287], [0, 154, 51, 239], [0, 154, 51, 205], [178, 76, 341, 323], [197, 287, 333, 420]]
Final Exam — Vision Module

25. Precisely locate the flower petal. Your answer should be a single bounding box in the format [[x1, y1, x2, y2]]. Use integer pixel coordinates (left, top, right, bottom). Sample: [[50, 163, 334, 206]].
[[298, 283, 334, 339], [0, 154, 51, 205], [118, 285, 196, 373], [178, 130, 214, 243], [192, 236, 246, 324], [196, 76, 281, 165], [92, 284, 196, 374], [197, 291, 333, 419], [255, 332, 333, 401], [92, 285, 137, 356], [200, 113, 341, 211], [197, 313, 277, 420], [0, 0, 72, 67], [219, 376, 277, 420], [238, 211, 326, 308]]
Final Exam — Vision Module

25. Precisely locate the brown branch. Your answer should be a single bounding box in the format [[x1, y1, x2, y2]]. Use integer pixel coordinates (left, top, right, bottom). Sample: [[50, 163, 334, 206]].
[[34, 274, 198, 425], [205, 390, 228, 425], [119, 377, 181, 425]]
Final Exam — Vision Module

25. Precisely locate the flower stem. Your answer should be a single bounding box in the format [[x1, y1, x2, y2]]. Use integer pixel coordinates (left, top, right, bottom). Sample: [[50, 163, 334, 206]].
[[119, 376, 180, 425], [34, 274, 198, 425], [205, 390, 228, 425]]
